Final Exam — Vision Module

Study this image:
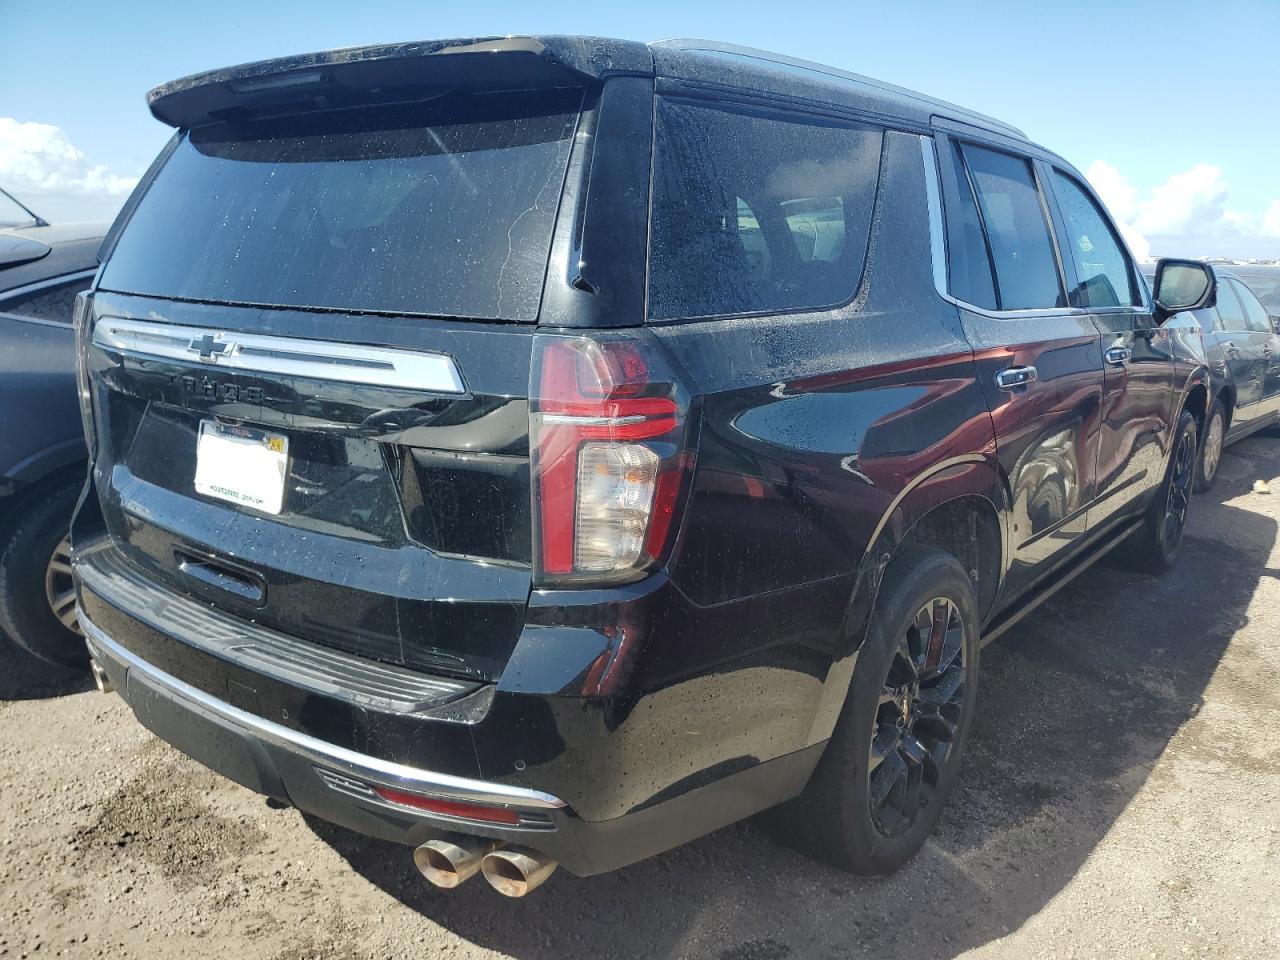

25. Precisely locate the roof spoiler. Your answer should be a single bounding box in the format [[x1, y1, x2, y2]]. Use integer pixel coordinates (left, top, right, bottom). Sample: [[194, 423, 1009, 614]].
[[146, 36, 654, 129]]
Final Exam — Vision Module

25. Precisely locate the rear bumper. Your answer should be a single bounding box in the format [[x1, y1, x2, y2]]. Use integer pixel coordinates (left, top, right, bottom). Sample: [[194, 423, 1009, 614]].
[[81, 607, 824, 876]]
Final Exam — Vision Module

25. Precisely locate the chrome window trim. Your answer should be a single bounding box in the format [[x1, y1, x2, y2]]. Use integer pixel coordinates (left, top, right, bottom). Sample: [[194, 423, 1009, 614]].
[[91, 317, 465, 393], [921, 134, 1088, 321], [920, 136, 947, 296], [82, 615, 565, 811]]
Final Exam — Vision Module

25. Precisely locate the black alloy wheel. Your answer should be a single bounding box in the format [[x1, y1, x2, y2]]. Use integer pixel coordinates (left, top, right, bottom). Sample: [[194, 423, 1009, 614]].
[[1119, 408, 1198, 575], [1162, 420, 1196, 553], [869, 596, 967, 837], [766, 543, 979, 875]]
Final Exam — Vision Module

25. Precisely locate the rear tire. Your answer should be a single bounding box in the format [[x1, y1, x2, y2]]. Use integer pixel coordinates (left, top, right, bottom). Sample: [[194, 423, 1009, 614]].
[[0, 478, 88, 669], [771, 543, 980, 875], [1119, 409, 1197, 575], [1195, 398, 1226, 493]]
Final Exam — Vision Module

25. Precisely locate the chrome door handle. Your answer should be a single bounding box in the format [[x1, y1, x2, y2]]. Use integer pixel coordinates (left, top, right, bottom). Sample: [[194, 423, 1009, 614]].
[[1104, 346, 1132, 366], [995, 365, 1038, 390]]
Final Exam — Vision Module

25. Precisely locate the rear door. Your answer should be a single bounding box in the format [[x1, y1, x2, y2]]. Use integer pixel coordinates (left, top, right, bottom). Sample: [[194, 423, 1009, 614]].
[[1045, 166, 1170, 522], [936, 136, 1103, 601]]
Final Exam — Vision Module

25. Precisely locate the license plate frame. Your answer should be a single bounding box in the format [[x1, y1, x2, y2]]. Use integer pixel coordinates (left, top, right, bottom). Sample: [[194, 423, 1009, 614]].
[[194, 420, 289, 515]]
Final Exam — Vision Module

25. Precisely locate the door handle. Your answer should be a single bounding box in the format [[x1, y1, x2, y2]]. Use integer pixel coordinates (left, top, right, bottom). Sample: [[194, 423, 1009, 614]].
[[1104, 346, 1132, 366], [995, 365, 1038, 390]]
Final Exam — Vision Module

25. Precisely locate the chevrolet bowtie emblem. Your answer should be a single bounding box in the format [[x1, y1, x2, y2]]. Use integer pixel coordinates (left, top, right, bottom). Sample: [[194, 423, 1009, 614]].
[[189, 333, 233, 363]]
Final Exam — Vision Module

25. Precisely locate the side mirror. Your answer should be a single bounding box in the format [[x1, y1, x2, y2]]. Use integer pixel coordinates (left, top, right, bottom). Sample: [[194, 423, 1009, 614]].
[[1152, 258, 1218, 322]]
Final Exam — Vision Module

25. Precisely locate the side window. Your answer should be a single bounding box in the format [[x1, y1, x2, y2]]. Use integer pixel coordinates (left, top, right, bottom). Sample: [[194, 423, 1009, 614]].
[[1232, 279, 1273, 333], [0, 275, 90, 323], [1215, 280, 1249, 332], [943, 145, 998, 310], [1051, 171, 1137, 308], [648, 97, 884, 320], [959, 144, 1064, 311]]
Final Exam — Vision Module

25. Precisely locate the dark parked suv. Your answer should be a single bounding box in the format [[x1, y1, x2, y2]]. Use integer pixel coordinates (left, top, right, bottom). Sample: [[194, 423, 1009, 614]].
[[72, 37, 1217, 895], [0, 193, 106, 667], [1142, 265, 1280, 490]]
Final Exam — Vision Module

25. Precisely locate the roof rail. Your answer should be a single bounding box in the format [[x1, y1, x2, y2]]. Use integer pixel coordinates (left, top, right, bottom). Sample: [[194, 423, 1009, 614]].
[[650, 39, 1027, 141]]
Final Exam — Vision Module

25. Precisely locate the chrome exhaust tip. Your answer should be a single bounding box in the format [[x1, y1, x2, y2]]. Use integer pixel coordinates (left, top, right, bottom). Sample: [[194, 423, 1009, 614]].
[[413, 834, 500, 889], [480, 846, 558, 898], [88, 657, 113, 694]]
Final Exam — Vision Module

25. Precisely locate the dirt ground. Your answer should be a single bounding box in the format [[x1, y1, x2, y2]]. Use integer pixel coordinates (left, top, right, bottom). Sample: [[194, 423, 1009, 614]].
[[4, 438, 1280, 960]]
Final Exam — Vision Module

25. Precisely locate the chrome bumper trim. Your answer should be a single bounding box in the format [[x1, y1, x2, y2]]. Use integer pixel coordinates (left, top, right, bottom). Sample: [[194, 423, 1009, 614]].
[[81, 613, 565, 811]]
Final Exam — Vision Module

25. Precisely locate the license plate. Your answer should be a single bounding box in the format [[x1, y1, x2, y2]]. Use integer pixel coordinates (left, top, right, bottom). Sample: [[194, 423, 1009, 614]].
[[194, 420, 288, 515]]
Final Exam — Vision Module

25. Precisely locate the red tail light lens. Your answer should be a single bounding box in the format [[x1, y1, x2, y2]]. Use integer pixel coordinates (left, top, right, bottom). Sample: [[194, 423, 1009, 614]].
[[531, 336, 688, 585], [373, 786, 521, 825]]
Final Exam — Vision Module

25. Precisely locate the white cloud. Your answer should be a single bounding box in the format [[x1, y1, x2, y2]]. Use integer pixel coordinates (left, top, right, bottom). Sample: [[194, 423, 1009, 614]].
[[0, 117, 138, 222], [1087, 160, 1280, 259], [1135, 163, 1228, 236], [1263, 200, 1280, 238]]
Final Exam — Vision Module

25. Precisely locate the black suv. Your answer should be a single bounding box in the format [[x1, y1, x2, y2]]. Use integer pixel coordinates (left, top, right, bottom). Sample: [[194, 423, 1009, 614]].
[[72, 37, 1217, 895]]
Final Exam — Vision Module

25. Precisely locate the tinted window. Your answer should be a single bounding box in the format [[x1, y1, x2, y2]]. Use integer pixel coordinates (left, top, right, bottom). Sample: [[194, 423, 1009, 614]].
[[1189, 306, 1221, 333], [1052, 172, 1136, 308], [1231, 278, 1273, 332], [1215, 280, 1249, 332], [649, 98, 883, 320], [1234, 273, 1280, 313], [0, 275, 89, 323], [100, 89, 583, 320], [944, 146, 998, 310], [960, 144, 1063, 311]]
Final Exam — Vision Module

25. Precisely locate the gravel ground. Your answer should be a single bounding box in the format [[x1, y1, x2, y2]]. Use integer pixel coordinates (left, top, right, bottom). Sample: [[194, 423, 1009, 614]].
[[4, 437, 1280, 960]]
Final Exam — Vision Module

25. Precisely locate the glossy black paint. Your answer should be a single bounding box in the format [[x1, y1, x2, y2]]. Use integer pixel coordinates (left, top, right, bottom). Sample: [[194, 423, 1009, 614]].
[[75, 37, 1209, 875], [0, 222, 105, 515]]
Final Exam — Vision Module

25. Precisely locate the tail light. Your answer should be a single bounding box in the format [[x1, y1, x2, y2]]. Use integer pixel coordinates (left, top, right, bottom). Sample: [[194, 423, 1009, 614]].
[[73, 292, 97, 454], [530, 334, 690, 586]]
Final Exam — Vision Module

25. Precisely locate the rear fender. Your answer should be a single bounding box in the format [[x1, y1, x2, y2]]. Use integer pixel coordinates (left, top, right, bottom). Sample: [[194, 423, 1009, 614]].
[[806, 456, 1008, 746]]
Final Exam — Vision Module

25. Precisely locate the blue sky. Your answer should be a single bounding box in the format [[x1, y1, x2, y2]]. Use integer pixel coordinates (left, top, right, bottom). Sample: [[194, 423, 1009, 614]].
[[3, 0, 1278, 257]]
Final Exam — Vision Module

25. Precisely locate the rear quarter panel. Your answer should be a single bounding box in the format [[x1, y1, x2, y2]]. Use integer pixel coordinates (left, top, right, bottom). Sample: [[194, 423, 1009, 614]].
[[649, 130, 1002, 753]]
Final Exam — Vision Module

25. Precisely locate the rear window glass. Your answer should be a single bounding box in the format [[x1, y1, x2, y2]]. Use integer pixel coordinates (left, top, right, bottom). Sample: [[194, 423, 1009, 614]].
[[99, 88, 583, 320], [960, 144, 1064, 311], [648, 98, 883, 320]]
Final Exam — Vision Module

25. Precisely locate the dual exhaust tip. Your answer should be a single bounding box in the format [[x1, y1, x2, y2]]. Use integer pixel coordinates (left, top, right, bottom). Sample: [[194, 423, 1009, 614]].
[[414, 835, 557, 897]]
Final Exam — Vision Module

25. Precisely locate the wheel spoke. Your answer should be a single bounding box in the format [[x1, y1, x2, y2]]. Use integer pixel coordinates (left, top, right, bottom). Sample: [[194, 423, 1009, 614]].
[[895, 735, 928, 813], [922, 598, 948, 674], [870, 723, 901, 773], [869, 746, 907, 813], [911, 700, 959, 742], [891, 635, 919, 686], [51, 590, 78, 628]]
